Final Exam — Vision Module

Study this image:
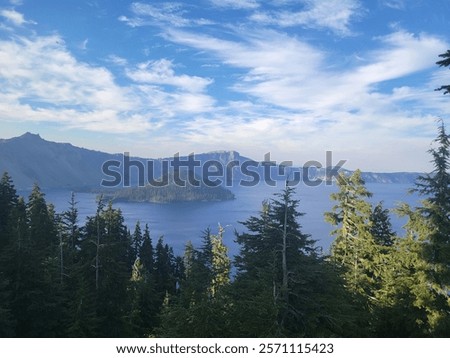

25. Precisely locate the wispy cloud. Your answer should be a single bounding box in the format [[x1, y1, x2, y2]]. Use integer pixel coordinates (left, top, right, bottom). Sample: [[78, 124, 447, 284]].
[[119, 2, 213, 28], [381, 0, 406, 10], [0, 32, 215, 134], [126, 59, 213, 92], [157, 26, 449, 169], [250, 0, 363, 36], [8, 0, 23, 6], [0, 9, 35, 26], [79, 38, 88, 51], [209, 0, 260, 10]]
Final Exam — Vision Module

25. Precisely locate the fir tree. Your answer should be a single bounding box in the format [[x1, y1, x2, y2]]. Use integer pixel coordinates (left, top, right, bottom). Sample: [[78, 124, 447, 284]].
[[140, 224, 154, 275], [325, 171, 379, 297], [370, 202, 395, 247]]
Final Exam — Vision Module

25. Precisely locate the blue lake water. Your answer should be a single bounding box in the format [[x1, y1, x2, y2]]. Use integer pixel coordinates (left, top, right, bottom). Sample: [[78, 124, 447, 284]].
[[22, 182, 421, 257]]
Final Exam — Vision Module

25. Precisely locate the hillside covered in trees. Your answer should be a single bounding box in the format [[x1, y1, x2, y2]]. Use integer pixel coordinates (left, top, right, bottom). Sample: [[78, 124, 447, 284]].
[[0, 121, 449, 337], [104, 170, 235, 203]]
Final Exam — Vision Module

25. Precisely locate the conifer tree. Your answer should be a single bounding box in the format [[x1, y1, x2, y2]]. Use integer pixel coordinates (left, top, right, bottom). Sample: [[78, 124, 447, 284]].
[[370, 202, 395, 247], [325, 170, 379, 297], [140, 224, 154, 275], [158, 227, 231, 337], [0, 173, 18, 250], [233, 187, 332, 337], [128, 258, 157, 337], [0, 172, 18, 336], [374, 203, 434, 337], [130, 221, 143, 265], [396, 120, 450, 335]]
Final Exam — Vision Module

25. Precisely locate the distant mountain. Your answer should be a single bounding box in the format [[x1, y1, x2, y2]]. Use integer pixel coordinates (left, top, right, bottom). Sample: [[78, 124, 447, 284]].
[[0, 133, 113, 189], [0, 133, 422, 190]]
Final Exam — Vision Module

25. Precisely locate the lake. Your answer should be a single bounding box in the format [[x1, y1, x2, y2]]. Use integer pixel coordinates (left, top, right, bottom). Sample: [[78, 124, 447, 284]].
[[22, 182, 422, 257]]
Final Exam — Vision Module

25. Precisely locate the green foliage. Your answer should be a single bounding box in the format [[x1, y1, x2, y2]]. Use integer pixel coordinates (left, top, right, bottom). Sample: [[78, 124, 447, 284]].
[[106, 175, 235, 203], [370, 202, 395, 247], [325, 170, 379, 298], [158, 226, 232, 337], [233, 186, 350, 337], [1, 120, 449, 337], [435, 50, 450, 95]]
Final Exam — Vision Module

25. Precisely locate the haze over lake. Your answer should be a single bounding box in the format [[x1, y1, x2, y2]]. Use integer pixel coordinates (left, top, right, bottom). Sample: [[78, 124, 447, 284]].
[[23, 182, 421, 257]]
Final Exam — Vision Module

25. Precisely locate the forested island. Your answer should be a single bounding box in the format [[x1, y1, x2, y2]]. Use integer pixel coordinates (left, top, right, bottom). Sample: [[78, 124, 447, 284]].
[[0, 122, 449, 338], [104, 181, 235, 203]]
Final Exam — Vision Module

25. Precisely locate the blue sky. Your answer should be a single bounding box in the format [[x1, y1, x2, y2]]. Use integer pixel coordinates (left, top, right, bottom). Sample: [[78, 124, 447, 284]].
[[1, 0, 450, 171]]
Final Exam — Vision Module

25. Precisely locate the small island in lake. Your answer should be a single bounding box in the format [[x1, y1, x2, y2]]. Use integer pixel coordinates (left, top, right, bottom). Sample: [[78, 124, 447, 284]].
[[105, 170, 235, 203]]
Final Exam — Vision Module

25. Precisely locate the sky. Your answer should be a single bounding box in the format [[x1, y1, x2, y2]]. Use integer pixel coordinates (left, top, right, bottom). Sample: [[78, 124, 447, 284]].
[[1, 0, 450, 172]]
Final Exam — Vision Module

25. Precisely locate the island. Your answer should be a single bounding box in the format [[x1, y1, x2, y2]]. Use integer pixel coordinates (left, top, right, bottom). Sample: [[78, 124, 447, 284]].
[[104, 171, 235, 203]]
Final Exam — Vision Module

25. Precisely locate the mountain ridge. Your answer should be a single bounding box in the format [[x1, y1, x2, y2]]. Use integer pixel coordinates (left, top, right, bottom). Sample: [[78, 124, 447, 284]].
[[0, 132, 422, 189]]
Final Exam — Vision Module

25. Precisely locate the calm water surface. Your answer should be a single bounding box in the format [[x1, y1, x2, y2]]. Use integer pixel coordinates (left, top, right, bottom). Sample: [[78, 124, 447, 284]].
[[22, 182, 421, 256]]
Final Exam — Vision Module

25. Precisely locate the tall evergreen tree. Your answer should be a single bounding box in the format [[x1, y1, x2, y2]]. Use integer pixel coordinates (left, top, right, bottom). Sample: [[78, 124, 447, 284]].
[[0, 173, 18, 250], [140, 224, 154, 275], [128, 258, 157, 337], [370, 202, 395, 247], [324, 171, 384, 336], [232, 186, 336, 337], [414, 120, 450, 288], [0, 172, 19, 336], [398, 120, 450, 335], [374, 203, 434, 337], [325, 171, 379, 297], [158, 227, 231, 337], [130, 221, 143, 266]]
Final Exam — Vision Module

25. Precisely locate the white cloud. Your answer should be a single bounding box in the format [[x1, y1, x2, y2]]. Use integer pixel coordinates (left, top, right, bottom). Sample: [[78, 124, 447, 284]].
[[79, 38, 88, 51], [158, 27, 450, 170], [0, 33, 216, 135], [126, 59, 213, 92], [381, 0, 406, 10], [0, 9, 35, 26], [250, 0, 362, 36], [209, 0, 259, 10], [106, 54, 128, 66], [119, 2, 213, 28]]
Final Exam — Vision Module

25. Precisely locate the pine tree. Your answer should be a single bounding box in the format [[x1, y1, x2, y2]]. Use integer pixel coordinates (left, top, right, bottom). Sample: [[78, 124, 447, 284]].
[[414, 120, 450, 288], [14, 184, 63, 337], [209, 225, 230, 297], [324, 171, 384, 336], [96, 202, 131, 337], [232, 186, 333, 337], [140, 224, 154, 276], [154, 237, 176, 298], [374, 203, 433, 337], [131, 221, 143, 265], [398, 120, 450, 335], [370, 202, 395, 247], [158, 227, 231, 337], [0, 172, 18, 250], [0, 172, 19, 336], [325, 170, 379, 297], [128, 258, 157, 337], [3, 196, 28, 337]]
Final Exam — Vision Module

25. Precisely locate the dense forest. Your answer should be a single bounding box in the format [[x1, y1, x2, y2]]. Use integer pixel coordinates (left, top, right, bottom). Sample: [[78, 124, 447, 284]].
[[105, 170, 235, 203], [0, 121, 449, 338]]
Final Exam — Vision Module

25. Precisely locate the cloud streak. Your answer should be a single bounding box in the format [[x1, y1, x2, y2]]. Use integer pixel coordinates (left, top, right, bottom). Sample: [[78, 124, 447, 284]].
[[0, 9, 35, 26], [250, 0, 363, 36]]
